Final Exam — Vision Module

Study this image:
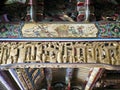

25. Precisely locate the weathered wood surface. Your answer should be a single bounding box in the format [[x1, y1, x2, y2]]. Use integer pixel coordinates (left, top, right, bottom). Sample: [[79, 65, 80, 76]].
[[0, 42, 120, 68]]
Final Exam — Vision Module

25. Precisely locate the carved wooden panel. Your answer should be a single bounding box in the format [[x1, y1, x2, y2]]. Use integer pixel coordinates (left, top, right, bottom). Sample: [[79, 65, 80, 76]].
[[16, 68, 44, 90], [0, 42, 119, 66]]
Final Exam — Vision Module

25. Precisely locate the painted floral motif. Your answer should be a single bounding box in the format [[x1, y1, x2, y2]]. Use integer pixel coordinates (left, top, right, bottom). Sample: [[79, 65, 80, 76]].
[[22, 23, 98, 37], [96, 22, 120, 38], [0, 22, 119, 38], [0, 23, 23, 38]]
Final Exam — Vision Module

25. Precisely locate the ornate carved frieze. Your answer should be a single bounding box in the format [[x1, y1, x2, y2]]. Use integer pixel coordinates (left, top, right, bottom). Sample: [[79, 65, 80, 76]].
[[0, 42, 119, 65]]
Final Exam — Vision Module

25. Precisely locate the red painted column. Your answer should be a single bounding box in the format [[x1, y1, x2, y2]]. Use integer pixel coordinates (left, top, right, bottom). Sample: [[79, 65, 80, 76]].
[[77, 0, 90, 22], [84, 68, 105, 90], [77, 1, 85, 22]]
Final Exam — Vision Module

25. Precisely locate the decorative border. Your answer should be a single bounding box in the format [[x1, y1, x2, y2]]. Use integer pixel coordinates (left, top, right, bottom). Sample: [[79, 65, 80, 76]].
[[0, 22, 24, 38], [96, 22, 120, 38], [0, 22, 120, 38]]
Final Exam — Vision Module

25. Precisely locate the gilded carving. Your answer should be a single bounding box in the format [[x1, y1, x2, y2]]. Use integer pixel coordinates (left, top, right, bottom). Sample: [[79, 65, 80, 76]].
[[0, 42, 119, 65]]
